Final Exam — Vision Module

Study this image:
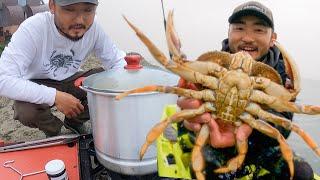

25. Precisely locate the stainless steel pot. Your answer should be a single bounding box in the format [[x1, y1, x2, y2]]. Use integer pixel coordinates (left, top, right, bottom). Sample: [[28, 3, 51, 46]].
[[80, 55, 179, 175]]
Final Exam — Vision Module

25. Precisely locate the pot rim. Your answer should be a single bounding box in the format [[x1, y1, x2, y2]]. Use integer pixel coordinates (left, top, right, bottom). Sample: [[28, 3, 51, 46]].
[[81, 68, 179, 93]]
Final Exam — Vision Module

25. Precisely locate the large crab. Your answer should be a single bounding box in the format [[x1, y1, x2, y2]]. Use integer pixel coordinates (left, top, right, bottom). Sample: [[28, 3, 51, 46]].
[[116, 11, 320, 180]]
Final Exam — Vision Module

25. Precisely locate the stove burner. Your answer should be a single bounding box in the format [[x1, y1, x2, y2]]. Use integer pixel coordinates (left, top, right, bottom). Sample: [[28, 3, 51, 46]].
[[78, 134, 165, 180]]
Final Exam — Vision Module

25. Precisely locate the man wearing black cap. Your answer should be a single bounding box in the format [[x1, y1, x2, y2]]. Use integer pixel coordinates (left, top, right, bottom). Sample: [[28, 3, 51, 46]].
[[179, 1, 314, 179], [0, 0, 126, 137]]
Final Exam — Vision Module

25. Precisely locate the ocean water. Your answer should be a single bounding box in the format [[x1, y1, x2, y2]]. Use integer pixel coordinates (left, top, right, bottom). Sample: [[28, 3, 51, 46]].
[[287, 78, 320, 174]]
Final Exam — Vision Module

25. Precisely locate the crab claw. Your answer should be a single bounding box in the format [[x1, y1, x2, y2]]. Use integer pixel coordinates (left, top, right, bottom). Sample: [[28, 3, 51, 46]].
[[123, 14, 221, 91], [123, 15, 170, 67], [166, 10, 184, 60], [274, 41, 301, 99]]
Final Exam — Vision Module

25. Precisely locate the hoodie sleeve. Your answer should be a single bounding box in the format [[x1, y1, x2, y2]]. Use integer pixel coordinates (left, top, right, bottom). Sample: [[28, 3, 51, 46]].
[[0, 22, 56, 106]]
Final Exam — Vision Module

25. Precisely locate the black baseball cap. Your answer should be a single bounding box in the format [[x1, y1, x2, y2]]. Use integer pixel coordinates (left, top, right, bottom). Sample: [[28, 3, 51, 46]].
[[55, 0, 98, 6], [228, 1, 274, 29]]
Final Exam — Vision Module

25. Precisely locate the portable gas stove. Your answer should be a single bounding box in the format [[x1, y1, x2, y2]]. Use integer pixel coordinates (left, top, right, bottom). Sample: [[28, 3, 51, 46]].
[[78, 134, 163, 180]]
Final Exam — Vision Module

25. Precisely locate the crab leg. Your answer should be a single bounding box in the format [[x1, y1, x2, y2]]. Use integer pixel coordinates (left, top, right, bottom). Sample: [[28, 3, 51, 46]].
[[115, 85, 216, 101], [139, 102, 216, 159], [192, 124, 210, 180], [123, 16, 219, 90], [246, 103, 320, 156], [239, 113, 294, 179], [168, 64, 220, 90], [250, 90, 320, 114], [214, 125, 248, 174], [252, 76, 295, 101], [182, 60, 227, 78]]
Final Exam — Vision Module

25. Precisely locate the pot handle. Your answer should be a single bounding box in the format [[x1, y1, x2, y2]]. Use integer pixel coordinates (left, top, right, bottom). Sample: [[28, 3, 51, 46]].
[[124, 54, 143, 70], [74, 77, 86, 88]]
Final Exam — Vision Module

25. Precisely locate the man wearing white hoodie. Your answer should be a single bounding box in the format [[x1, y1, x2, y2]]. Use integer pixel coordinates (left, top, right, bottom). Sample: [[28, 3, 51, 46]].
[[0, 0, 126, 136]]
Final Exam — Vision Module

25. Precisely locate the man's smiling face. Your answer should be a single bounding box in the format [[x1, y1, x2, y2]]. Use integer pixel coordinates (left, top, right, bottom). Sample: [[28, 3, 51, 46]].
[[228, 15, 277, 60]]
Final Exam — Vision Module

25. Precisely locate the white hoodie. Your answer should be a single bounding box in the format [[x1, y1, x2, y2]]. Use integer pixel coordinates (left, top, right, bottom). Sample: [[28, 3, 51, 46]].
[[0, 12, 126, 106]]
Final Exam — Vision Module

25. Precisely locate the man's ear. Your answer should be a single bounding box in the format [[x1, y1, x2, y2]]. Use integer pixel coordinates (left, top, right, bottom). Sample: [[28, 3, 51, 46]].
[[49, 0, 55, 14], [270, 32, 277, 46], [228, 24, 232, 34]]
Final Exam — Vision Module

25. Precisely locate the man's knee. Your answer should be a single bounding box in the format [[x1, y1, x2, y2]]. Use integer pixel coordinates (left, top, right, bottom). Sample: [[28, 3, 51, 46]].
[[294, 158, 314, 180], [13, 101, 50, 127], [279, 156, 314, 180]]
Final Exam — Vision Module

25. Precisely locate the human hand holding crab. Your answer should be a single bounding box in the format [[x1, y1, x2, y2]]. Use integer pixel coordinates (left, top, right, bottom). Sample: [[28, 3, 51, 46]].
[[177, 78, 253, 149]]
